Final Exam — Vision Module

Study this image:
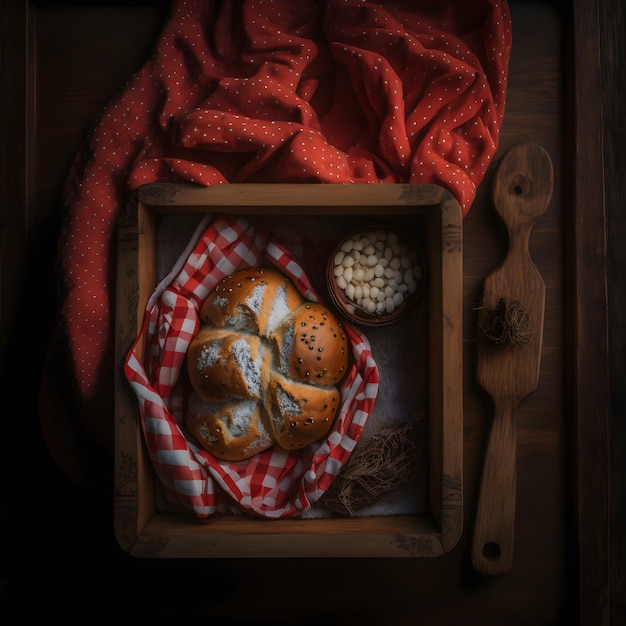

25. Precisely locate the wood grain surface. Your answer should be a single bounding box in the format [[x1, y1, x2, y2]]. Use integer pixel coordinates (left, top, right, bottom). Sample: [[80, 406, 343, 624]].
[[0, 0, 623, 624], [599, 0, 626, 621]]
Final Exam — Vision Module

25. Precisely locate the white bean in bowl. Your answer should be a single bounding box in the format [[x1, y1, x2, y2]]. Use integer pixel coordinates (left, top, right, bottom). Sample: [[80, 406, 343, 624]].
[[328, 224, 426, 324]]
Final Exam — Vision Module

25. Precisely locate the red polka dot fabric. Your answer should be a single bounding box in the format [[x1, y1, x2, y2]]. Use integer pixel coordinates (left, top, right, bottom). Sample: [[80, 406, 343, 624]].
[[50, 0, 511, 462]]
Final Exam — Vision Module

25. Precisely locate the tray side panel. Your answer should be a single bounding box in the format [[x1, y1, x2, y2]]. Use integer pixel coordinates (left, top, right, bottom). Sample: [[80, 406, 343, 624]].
[[114, 197, 159, 552], [114, 197, 142, 551], [138, 181, 447, 207], [130, 513, 445, 559], [438, 191, 464, 551]]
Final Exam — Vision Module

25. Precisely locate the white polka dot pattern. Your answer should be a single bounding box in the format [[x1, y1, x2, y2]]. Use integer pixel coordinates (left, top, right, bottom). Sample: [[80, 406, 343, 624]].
[[57, 0, 511, 427]]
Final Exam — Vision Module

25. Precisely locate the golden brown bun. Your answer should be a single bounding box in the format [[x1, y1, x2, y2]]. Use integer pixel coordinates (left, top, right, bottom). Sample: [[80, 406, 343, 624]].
[[265, 371, 341, 451], [186, 329, 269, 403], [200, 267, 305, 336], [186, 393, 273, 461], [271, 302, 349, 386], [186, 266, 349, 461]]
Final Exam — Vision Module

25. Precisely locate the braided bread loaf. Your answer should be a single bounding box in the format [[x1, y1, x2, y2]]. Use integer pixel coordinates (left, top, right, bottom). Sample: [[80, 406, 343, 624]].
[[186, 267, 349, 461]]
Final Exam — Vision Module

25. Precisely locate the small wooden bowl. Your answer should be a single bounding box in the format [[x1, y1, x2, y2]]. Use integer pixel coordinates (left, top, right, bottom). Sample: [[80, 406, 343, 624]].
[[325, 222, 428, 326]]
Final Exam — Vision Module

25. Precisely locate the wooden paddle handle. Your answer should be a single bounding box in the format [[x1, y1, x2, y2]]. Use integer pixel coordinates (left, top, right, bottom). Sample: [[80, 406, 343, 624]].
[[471, 143, 552, 576], [471, 401, 517, 576]]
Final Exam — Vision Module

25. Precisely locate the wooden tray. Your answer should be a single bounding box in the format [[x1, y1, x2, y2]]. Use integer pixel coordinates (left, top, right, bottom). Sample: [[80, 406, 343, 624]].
[[113, 182, 463, 558]]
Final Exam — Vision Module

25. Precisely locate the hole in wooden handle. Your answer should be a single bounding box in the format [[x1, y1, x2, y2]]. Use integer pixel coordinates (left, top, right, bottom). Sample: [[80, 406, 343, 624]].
[[482, 541, 502, 561]]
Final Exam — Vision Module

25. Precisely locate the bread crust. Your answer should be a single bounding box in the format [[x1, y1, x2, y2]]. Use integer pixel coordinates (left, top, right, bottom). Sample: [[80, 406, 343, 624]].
[[187, 329, 269, 403], [265, 371, 340, 451], [186, 394, 273, 461], [273, 302, 348, 386], [186, 266, 349, 461], [200, 267, 304, 336]]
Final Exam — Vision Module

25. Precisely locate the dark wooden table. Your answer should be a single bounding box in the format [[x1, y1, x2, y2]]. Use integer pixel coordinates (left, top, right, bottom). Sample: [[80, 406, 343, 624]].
[[1, 0, 623, 624]]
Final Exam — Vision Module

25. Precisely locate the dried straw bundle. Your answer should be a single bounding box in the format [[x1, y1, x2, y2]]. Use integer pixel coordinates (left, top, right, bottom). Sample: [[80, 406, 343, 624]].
[[478, 297, 535, 347], [321, 419, 424, 517]]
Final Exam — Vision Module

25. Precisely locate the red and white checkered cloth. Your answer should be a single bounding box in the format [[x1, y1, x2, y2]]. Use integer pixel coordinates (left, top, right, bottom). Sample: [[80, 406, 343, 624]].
[[124, 215, 379, 518]]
